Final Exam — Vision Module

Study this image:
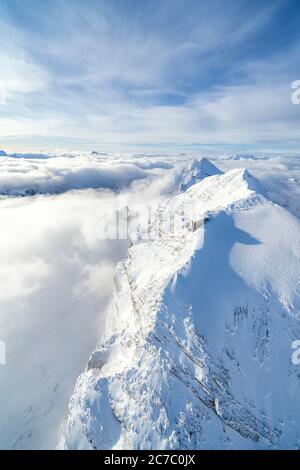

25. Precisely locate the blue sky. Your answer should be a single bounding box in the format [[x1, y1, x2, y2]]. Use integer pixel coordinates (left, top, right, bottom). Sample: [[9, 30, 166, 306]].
[[0, 0, 300, 153]]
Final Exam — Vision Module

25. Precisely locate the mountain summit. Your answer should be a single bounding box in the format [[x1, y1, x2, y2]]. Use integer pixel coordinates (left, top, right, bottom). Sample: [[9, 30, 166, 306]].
[[177, 157, 223, 191]]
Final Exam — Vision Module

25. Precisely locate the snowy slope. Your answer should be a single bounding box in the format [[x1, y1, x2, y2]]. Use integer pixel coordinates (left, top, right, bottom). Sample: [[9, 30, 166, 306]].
[[60, 164, 300, 450]]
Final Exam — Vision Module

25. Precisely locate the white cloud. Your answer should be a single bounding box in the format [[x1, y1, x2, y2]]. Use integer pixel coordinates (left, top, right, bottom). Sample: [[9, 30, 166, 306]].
[[0, 55, 48, 96], [0, 18, 49, 98], [0, 153, 153, 195]]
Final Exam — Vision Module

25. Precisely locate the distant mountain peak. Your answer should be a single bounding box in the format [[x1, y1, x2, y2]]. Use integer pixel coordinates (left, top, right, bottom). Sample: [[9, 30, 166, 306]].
[[177, 157, 223, 191]]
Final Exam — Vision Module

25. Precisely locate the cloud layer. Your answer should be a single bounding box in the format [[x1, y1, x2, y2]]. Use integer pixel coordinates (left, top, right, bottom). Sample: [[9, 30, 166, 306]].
[[0, 152, 177, 195]]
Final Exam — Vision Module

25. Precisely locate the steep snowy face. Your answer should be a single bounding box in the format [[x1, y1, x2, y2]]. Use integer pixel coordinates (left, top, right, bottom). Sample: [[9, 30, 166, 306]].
[[176, 158, 223, 191], [61, 168, 300, 450]]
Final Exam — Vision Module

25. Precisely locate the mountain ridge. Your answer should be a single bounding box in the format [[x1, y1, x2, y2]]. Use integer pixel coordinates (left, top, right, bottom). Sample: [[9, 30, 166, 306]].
[[60, 161, 300, 450]]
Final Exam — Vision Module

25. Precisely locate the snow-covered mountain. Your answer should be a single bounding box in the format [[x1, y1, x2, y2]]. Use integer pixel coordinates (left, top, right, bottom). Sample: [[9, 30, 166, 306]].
[[176, 158, 223, 191], [60, 161, 300, 450]]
